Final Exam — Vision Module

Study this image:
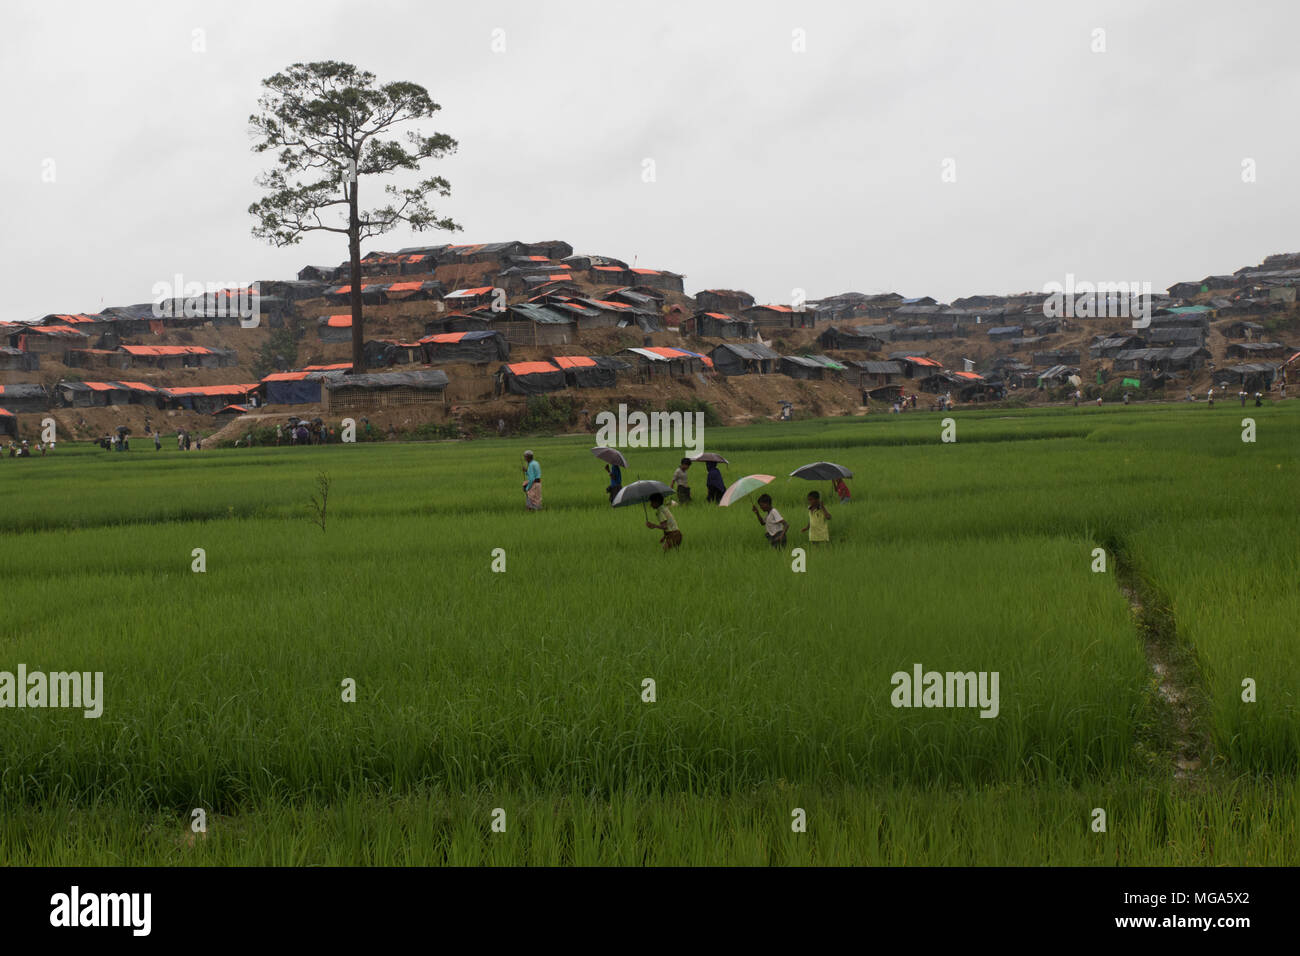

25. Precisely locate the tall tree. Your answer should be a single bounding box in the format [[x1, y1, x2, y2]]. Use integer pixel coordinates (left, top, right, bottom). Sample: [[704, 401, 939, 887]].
[[249, 61, 461, 370]]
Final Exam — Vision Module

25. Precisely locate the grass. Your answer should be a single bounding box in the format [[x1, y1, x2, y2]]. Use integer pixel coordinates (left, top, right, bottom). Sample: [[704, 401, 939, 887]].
[[0, 401, 1295, 864]]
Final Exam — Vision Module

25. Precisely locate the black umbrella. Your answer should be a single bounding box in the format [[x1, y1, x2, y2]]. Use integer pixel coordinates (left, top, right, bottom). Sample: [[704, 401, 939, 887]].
[[789, 461, 853, 480], [611, 479, 672, 508], [690, 452, 729, 464], [591, 446, 629, 468], [612, 478, 674, 521]]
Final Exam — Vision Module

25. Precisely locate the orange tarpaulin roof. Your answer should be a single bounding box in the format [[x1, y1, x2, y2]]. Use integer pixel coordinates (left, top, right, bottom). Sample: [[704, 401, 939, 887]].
[[167, 384, 258, 396], [905, 356, 943, 367], [121, 345, 211, 356], [302, 363, 352, 371], [386, 282, 422, 292], [261, 371, 310, 382], [551, 356, 596, 368], [954, 371, 984, 380], [506, 361, 560, 375], [116, 381, 159, 391], [0, 407, 13, 417], [447, 286, 494, 296], [325, 315, 352, 327]]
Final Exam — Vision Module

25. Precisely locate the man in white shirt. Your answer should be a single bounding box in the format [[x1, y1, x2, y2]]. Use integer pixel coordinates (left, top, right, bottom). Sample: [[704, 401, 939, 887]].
[[753, 494, 787, 549]]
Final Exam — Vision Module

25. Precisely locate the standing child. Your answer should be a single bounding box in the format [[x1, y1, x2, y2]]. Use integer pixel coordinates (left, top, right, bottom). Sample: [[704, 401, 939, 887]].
[[646, 493, 682, 550], [801, 491, 831, 543], [671, 458, 692, 504], [753, 494, 787, 549]]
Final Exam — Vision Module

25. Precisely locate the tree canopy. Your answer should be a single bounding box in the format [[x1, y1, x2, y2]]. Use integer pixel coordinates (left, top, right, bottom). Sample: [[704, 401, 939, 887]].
[[249, 61, 461, 368]]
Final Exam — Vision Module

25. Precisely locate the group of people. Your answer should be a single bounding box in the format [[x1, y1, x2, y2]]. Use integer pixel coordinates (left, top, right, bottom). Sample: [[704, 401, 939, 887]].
[[93, 430, 197, 451], [275, 420, 335, 445], [645, 489, 836, 553], [1186, 386, 1268, 407], [661, 458, 728, 505], [521, 450, 852, 555], [4, 439, 44, 457]]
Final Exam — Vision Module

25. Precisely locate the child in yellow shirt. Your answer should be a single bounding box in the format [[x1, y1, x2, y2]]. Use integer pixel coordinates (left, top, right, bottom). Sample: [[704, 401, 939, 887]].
[[801, 490, 831, 543]]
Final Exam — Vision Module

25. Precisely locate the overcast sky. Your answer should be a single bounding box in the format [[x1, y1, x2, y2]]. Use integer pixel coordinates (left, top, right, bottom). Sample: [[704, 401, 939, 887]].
[[4, 0, 1298, 320]]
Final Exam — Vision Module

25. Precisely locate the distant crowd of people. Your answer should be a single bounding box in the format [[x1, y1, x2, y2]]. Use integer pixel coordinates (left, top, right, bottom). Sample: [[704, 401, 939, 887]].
[[274, 419, 342, 445], [4, 439, 47, 457]]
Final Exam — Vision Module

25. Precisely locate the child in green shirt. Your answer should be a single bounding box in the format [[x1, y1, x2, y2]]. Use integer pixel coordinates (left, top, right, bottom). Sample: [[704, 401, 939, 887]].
[[646, 493, 682, 551]]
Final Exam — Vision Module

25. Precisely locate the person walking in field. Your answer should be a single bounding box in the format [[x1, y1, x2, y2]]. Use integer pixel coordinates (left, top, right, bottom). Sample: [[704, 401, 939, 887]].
[[753, 494, 787, 549], [801, 490, 831, 544], [1207, 387, 1215, 408], [704, 460, 726, 504], [645, 493, 682, 551], [154, 430, 161, 451], [833, 477, 851, 504], [522, 450, 543, 511], [671, 458, 692, 504], [1239, 389, 1247, 407], [605, 461, 623, 504]]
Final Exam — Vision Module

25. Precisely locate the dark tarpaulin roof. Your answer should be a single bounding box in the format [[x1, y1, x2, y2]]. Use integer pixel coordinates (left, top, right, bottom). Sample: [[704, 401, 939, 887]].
[[507, 303, 574, 325], [715, 343, 780, 361], [325, 369, 449, 391], [1115, 347, 1209, 362], [853, 360, 904, 374], [0, 383, 48, 400]]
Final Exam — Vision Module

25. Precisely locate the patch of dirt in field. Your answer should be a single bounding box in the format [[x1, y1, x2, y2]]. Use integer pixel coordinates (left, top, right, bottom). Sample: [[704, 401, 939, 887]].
[[1111, 551, 1214, 785]]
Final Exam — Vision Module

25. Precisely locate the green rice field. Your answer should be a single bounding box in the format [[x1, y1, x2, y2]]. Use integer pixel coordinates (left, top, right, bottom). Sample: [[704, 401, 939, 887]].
[[0, 402, 1296, 864]]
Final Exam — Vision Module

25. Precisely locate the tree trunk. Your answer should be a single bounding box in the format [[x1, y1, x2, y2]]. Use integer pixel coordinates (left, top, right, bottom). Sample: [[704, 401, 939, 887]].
[[348, 178, 364, 372]]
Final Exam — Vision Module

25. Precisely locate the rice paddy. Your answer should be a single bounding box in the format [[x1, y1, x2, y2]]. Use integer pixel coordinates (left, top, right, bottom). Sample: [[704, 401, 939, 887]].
[[0, 402, 1295, 864]]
